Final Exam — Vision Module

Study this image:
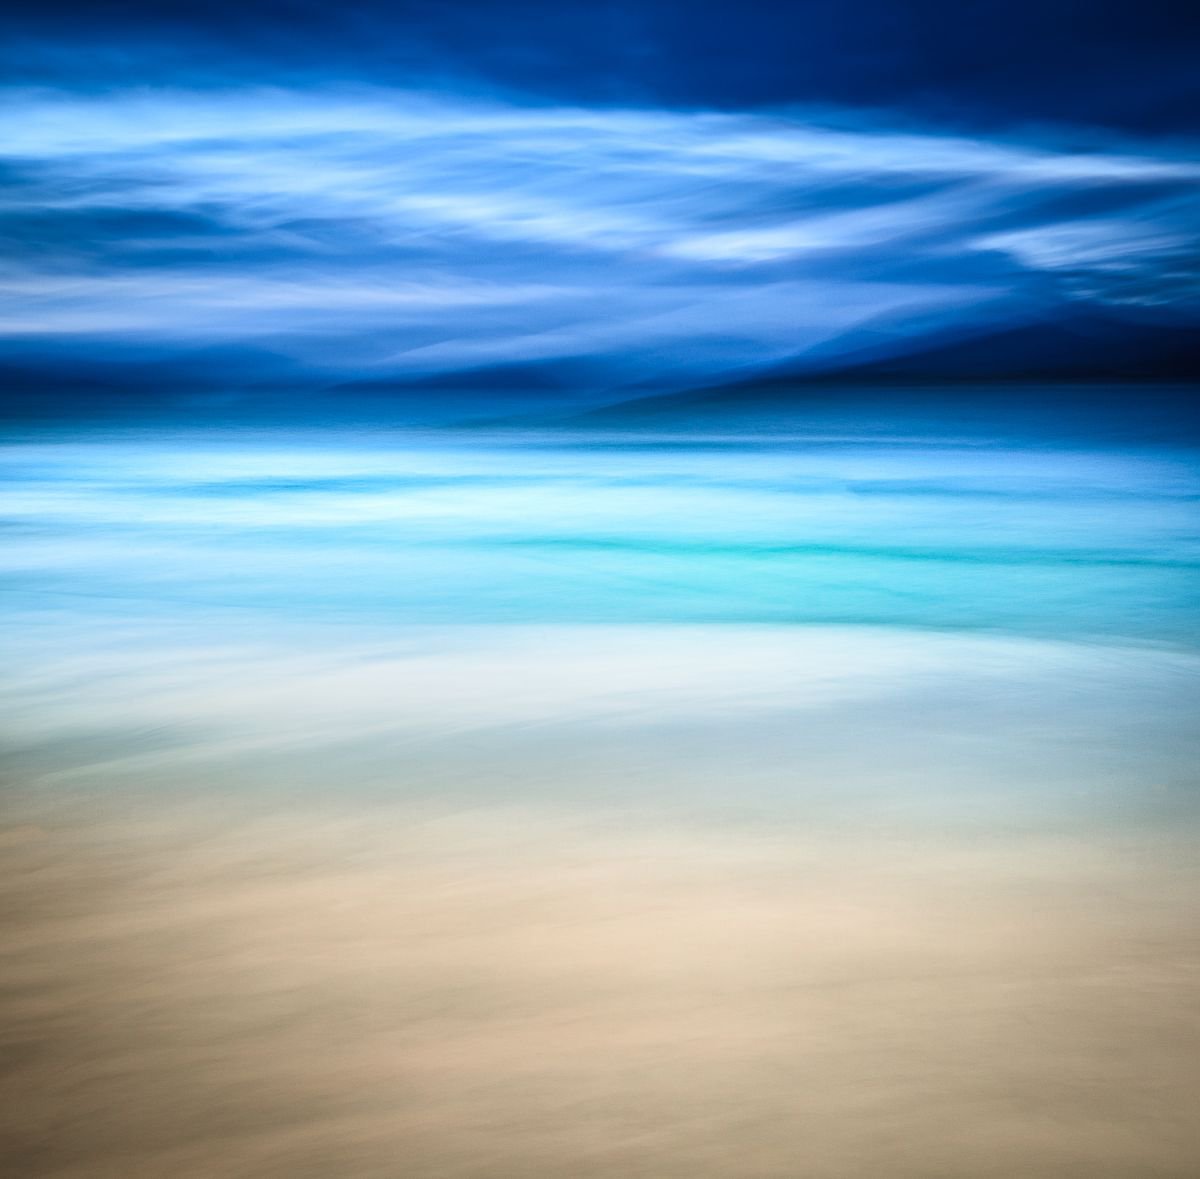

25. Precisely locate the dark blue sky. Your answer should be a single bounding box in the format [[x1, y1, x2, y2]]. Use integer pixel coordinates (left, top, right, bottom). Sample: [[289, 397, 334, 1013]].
[[9, 1, 1200, 132], [1, 0, 1197, 408]]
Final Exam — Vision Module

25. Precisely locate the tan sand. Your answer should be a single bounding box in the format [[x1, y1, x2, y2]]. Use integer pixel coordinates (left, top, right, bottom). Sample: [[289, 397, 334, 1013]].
[[2, 795, 1198, 1179]]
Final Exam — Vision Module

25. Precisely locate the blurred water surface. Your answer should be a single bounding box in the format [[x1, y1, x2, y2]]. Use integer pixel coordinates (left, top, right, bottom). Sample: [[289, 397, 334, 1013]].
[[3, 423, 1199, 638]]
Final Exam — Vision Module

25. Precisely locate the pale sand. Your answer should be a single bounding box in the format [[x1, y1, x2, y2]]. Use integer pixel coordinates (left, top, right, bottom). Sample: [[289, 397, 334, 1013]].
[[1, 797, 1198, 1179], [2, 625, 1198, 1176]]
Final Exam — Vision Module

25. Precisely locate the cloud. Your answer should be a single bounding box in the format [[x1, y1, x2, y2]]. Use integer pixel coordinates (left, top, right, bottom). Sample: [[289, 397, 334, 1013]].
[[0, 86, 1195, 384], [976, 215, 1200, 307]]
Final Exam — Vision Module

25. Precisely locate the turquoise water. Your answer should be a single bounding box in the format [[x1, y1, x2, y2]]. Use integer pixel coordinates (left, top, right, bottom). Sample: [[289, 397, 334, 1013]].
[[3, 426, 1199, 643], [2, 421, 1198, 830]]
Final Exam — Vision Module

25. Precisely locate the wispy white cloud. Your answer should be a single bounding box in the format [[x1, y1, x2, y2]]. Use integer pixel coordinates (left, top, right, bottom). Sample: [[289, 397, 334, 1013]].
[[0, 86, 1195, 376]]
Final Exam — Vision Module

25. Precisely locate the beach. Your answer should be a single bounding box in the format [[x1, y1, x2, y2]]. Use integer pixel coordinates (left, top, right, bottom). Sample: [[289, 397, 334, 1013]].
[[2, 426, 1199, 1176]]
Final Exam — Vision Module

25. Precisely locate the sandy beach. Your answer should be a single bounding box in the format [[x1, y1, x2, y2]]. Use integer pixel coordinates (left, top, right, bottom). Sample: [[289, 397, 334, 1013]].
[[3, 622, 1199, 1178]]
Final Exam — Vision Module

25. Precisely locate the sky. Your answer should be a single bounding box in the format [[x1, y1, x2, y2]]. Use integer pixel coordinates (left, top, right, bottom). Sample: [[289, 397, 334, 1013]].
[[1, 0, 1197, 413]]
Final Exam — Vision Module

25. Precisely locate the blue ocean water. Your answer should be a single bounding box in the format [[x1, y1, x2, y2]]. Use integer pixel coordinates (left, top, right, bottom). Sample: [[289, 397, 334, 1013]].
[[2, 424, 1198, 644]]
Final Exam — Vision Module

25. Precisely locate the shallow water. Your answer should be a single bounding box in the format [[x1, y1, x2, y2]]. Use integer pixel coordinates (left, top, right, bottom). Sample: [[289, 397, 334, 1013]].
[[2, 421, 1199, 1176], [4, 425, 1199, 638]]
